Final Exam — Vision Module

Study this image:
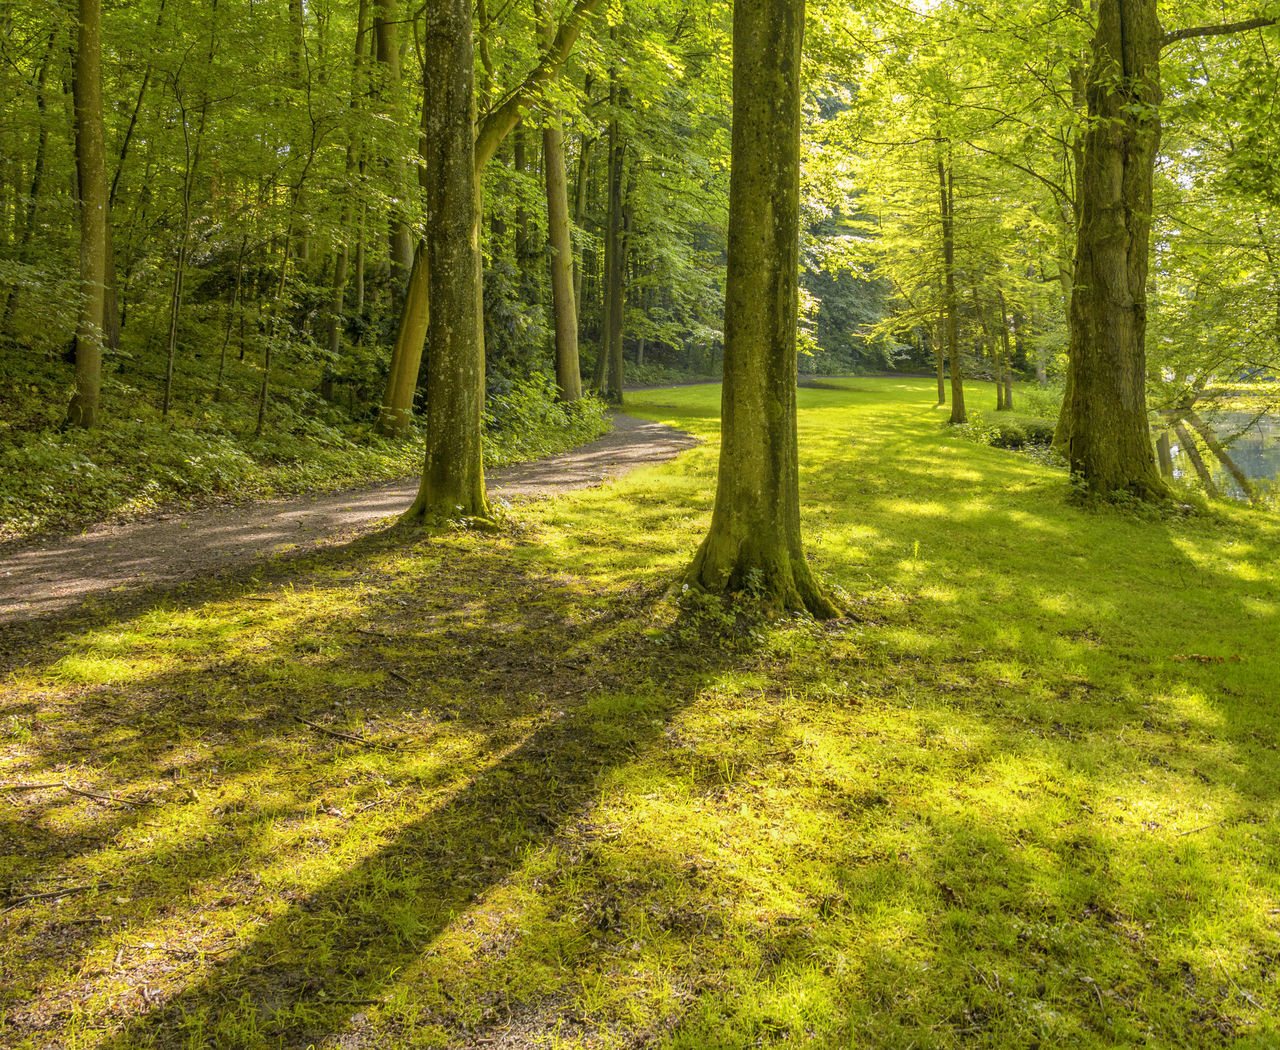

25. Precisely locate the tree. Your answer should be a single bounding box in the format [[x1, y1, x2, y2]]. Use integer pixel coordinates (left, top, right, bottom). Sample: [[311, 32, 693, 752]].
[[401, 0, 489, 523], [1061, 1, 1275, 499], [66, 0, 109, 428], [375, 0, 605, 437], [683, 0, 839, 618]]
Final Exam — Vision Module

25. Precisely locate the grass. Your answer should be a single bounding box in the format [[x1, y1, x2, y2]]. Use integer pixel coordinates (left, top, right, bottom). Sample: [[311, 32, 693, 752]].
[[2, 377, 1279, 1048]]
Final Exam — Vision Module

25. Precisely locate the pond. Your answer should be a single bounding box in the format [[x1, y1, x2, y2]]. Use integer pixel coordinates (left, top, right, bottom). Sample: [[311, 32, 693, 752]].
[[1167, 410, 1280, 500]]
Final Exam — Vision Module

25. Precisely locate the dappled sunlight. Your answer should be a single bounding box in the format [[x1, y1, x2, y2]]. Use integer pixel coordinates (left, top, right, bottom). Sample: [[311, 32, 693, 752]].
[[4, 378, 1280, 1046]]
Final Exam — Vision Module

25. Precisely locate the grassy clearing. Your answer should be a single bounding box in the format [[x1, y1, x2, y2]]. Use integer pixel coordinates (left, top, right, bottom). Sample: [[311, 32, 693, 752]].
[[2, 377, 1279, 1049]]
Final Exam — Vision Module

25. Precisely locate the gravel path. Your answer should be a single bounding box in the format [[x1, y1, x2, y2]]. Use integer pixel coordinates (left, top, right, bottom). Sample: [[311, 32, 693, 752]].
[[0, 412, 698, 625]]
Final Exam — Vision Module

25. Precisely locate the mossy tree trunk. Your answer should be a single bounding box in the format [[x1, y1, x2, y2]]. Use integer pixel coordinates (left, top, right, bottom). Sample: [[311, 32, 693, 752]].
[[683, 0, 839, 619], [539, 0, 580, 402], [67, 0, 108, 429], [375, 243, 429, 437], [402, 0, 489, 523], [1062, 0, 1169, 500]]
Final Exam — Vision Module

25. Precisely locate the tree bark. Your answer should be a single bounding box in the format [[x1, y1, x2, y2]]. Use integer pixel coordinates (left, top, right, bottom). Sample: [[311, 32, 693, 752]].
[[683, 0, 839, 618], [376, 244, 429, 436], [595, 93, 628, 403], [935, 310, 946, 405], [402, 0, 489, 522], [375, 0, 414, 299], [998, 289, 1014, 411], [937, 145, 965, 424], [66, 0, 109, 428], [1062, 0, 1170, 499], [544, 114, 581, 399]]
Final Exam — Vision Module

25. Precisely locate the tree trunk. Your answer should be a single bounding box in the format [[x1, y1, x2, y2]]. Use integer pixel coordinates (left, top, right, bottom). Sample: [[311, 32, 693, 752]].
[[376, 243, 429, 436], [683, 0, 839, 619], [1062, 0, 1169, 499], [375, 0, 414, 301], [935, 310, 946, 405], [596, 97, 628, 403], [572, 128, 592, 315], [545, 121, 581, 400], [402, 0, 489, 522], [938, 146, 965, 424], [998, 289, 1014, 411], [66, 0, 108, 428]]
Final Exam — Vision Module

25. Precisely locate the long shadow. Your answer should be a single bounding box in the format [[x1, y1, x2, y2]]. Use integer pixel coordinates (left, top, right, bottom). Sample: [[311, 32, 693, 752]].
[[2, 516, 726, 1048]]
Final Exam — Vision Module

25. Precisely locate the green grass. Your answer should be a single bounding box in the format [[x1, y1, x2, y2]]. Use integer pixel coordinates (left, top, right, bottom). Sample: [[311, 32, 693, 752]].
[[2, 377, 1279, 1048]]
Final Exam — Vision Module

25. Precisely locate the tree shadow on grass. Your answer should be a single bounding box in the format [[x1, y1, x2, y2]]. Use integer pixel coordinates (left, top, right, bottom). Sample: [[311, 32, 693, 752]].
[[0, 520, 728, 1048]]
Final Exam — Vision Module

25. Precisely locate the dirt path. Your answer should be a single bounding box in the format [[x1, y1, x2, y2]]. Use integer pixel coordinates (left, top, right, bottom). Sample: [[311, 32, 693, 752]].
[[0, 412, 698, 625]]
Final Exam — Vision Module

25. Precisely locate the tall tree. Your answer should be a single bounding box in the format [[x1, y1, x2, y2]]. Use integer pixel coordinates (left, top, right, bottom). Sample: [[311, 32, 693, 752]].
[[1062, 1, 1275, 499], [683, 0, 838, 618], [539, 2, 583, 402], [66, 0, 109, 428], [1059, 0, 1170, 499], [401, 0, 488, 522]]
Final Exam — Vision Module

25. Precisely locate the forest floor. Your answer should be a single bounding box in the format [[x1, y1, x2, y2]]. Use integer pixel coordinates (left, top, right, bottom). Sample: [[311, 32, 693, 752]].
[[0, 412, 697, 627], [2, 378, 1279, 1049]]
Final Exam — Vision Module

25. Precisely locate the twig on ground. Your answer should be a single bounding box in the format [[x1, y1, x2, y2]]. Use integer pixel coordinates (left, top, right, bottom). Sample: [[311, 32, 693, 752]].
[[3, 883, 108, 913], [388, 670, 412, 686], [1214, 949, 1269, 1013], [1177, 819, 1229, 837], [295, 716, 400, 752], [1, 781, 137, 808]]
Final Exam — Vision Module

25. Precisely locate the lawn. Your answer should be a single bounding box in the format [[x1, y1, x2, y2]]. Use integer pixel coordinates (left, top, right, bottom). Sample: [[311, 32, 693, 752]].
[[2, 377, 1278, 1049]]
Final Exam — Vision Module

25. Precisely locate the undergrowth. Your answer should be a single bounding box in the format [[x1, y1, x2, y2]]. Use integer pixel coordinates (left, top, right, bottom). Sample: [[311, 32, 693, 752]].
[[0, 368, 608, 541]]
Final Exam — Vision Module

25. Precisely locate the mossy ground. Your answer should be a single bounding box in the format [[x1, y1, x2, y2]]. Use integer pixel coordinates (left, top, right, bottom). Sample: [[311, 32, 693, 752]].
[[2, 378, 1279, 1048]]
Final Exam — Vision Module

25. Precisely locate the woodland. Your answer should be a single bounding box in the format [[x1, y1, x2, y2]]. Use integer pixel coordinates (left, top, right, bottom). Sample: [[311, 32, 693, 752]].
[[2, 0, 1280, 1046]]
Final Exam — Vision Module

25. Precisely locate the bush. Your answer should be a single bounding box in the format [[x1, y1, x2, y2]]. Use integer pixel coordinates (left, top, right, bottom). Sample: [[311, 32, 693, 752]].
[[484, 372, 611, 466], [956, 412, 1057, 451]]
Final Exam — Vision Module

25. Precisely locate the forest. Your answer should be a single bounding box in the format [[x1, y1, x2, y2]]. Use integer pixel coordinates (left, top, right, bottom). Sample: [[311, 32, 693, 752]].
[[2, 0, 1280, 1046]]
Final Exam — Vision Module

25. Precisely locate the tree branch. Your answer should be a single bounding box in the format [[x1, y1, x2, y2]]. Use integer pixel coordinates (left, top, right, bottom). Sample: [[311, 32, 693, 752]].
[[1161, 16, 1275, 50], [473, 0, 606, 172]]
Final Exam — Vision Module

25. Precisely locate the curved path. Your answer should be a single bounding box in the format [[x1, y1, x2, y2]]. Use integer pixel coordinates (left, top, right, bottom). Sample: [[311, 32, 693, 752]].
[[0, 413, 698, 625]]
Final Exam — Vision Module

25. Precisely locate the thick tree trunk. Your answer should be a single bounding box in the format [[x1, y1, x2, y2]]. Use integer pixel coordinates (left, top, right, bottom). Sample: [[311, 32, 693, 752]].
[[683, 0, 838, 619], [1062, 0, 1169, 499], [66, 0, 109, 428], [402, 0, 489, 523]]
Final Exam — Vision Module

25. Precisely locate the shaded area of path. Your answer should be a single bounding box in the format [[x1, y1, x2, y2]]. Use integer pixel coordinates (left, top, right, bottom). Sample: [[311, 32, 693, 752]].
[[0, 412, 698, 625]]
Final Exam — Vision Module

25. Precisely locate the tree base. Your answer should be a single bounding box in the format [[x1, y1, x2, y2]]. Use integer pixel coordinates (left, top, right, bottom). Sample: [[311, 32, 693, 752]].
[[682, 536, 843, 620], [400, 491, 494, 528]]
